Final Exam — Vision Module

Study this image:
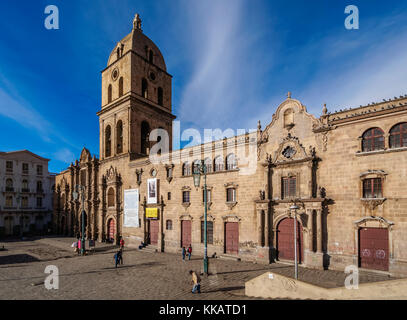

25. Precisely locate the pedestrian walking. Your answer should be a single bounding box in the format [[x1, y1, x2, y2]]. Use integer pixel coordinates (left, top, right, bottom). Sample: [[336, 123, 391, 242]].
[[182, 247, 186, 261], [77, 239, 82, 255], [187, 245, 192, 260], [119, 237, 125, 250], [189, 270, 201, 294], [114, 249, 123, 268]]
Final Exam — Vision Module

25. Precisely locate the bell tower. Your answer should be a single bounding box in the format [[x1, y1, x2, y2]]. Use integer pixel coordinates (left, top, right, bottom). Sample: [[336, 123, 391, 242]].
[[97, 14, 176, 161]]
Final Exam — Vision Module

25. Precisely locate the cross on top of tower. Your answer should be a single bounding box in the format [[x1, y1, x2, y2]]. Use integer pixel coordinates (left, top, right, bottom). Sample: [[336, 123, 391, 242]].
[[133, 13, 142, 31]]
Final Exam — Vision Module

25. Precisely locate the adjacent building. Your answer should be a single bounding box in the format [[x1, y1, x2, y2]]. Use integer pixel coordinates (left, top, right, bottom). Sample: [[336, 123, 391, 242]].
[[0, 150, 55, 237], [54, 14, 407, 276]]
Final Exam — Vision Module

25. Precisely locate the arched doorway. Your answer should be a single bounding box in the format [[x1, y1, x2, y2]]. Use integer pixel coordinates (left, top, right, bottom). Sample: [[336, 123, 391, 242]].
[[107, 218, 116, 243], [276, 218, 303, 263]]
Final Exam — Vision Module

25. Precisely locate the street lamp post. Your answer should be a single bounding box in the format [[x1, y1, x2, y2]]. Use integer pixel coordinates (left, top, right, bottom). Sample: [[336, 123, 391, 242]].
[[193, 160, 209, 275], [289, 203, 300, 280], [73, 185, 86, 256]]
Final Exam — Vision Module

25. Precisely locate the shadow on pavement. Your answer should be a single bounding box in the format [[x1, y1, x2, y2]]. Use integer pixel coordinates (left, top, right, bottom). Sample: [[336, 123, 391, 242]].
[[0, 254, 40, 265], [203, 286, 245, 293]]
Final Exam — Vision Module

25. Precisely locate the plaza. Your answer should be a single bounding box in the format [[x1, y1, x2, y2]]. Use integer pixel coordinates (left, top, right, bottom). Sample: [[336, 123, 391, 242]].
[[0, 237, 397, 300]]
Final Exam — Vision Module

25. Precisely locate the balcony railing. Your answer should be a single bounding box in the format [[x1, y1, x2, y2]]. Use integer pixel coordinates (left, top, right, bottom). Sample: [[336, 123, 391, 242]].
[[21, 188, 30, 193], [5, 187, 14, 192]]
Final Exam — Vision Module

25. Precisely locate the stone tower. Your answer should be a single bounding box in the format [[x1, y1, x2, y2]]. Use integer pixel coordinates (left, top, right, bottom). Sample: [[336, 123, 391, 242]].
[[97, 14, 176, 160]]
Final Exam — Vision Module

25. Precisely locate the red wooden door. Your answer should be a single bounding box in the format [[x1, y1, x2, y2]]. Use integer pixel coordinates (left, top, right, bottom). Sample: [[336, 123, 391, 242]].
[[277, 218, 303, 262], [108, 219, 116, 241], [181, 220, 192, 247], [225, 222, 239, 255], [149, 220, 159, 245], [359, 227, 389, 271]]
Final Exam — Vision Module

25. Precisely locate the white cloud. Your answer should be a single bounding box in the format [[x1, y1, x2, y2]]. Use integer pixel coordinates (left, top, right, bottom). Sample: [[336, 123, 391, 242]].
[[53, 148, 76, 164]]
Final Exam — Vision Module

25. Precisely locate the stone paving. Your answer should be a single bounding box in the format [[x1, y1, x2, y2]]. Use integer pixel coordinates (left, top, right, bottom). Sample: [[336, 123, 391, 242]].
[[0, 237, 398, 300]]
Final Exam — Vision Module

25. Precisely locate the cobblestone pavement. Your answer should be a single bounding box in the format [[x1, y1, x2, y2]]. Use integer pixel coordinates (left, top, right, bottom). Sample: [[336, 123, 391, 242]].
[[0, 237, 398, 300]]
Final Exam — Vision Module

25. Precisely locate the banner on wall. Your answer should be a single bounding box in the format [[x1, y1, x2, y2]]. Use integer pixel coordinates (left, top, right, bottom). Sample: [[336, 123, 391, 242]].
[[146, 208, 158, 219], [124, 189, 139, 227], [147, 178, 158, 204]]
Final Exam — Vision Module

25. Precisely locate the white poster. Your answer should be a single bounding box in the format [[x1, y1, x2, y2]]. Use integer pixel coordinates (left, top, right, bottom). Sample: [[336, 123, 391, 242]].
[[147, 178, 157, 204], [124, 189, 139, 227]]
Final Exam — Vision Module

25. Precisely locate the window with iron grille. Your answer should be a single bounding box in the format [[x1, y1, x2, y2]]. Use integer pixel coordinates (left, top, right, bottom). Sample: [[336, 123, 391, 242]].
[[226, 188, 236, 202], [182, 191, 190, 203], [363, 178, 382, 198], [22, 163, 29, 174], [6, 161, 13, 173], [5, 196, 13, 207], [362, 128, 384, 152], [201, 221, 213, 244], [282, 177, 296, 199], [202, 189, 211, 203], [389, 123, 407, 148]]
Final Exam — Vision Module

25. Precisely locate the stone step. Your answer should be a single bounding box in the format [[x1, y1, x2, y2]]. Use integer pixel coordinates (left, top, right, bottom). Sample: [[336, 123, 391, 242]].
[[219, 254, 241, 262]]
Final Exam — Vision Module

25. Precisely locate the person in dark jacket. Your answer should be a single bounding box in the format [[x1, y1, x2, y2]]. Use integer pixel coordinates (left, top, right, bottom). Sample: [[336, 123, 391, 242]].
[[182, 247, 186, 261], [114, 249, 123, 268], [187, 245, 192, 260]]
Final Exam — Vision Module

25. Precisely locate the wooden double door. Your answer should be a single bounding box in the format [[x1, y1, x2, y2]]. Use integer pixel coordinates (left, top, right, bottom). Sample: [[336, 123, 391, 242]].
[[359, 227, 389, 271], [181, 220, 192, 248], [276, 218, 303, 263], [225, 222, 239, 255]]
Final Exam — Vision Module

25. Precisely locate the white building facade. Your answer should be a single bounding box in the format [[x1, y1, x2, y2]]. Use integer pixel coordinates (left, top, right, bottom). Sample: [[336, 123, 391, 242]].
[[0, 150, 55, 237]]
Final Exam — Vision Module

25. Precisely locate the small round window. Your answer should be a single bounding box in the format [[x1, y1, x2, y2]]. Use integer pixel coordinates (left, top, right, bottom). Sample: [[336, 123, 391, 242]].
[[149, 72, 156, 81], [112, 68, 119, 81]]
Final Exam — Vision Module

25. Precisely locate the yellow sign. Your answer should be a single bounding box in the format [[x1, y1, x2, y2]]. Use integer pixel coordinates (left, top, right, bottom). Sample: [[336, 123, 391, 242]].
[[146, 208, 158, 219]]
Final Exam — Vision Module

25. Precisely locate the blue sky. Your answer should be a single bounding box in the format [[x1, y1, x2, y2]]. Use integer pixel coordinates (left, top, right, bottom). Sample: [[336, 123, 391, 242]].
[[0, 0, 407, 173]]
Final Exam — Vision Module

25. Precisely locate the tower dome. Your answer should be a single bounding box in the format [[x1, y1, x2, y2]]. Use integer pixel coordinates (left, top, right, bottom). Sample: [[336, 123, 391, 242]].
[[106, 14, 167, 71]]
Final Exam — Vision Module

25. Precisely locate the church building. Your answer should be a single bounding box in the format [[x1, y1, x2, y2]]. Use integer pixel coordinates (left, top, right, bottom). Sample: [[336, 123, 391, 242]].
[[54, 14, 407, 276]]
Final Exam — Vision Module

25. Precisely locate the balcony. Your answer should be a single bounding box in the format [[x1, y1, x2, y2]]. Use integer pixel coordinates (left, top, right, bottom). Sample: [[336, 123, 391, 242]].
[[21, 188, 30, 193], [36, 188, 44, 194], [5, 187, 14, 192]]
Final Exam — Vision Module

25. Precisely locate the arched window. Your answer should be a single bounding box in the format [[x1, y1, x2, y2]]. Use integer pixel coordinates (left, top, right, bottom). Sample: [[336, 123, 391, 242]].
[[107, 188, 115, 207], [108, 84, 112, 103], [204, 157, 212, 173], [141, 121, 150, 155], [214, 156, 224, 172], [284, 109, 294, 127], [389, 122, 407, 148], [142, 78, 148, 99], [116, 120, 123, 154], [182, 162, 191, 176], [226, 153, 237, 170], [6, 178, 13, 191], [158, 87, 163, 106], [105, 125, 112, 157], [119, 77, 124, 97], [166, 220, 173, 230], [149, 50, 154, 64], [362, 128, 384, 152], [193, 160, 201, 174]]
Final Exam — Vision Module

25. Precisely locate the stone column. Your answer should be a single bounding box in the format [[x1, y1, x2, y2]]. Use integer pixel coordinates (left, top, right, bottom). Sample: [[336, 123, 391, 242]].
[[316, 209, 322, 254], [265, 210, 269, 247], [257, 210, 263, 246]]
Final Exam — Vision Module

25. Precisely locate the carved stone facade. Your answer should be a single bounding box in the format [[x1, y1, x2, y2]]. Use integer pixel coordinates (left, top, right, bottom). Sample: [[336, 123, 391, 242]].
[[54, 15, 407, 276]]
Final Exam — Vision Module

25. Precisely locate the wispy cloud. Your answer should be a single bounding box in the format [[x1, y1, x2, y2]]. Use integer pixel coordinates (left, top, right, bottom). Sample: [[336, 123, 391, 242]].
[[177, 0, 270, 131], [53, 148, 76, 164]]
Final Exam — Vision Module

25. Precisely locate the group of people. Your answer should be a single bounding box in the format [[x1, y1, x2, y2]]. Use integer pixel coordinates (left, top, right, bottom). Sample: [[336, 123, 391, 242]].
[[182, 245, 193, 261]]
